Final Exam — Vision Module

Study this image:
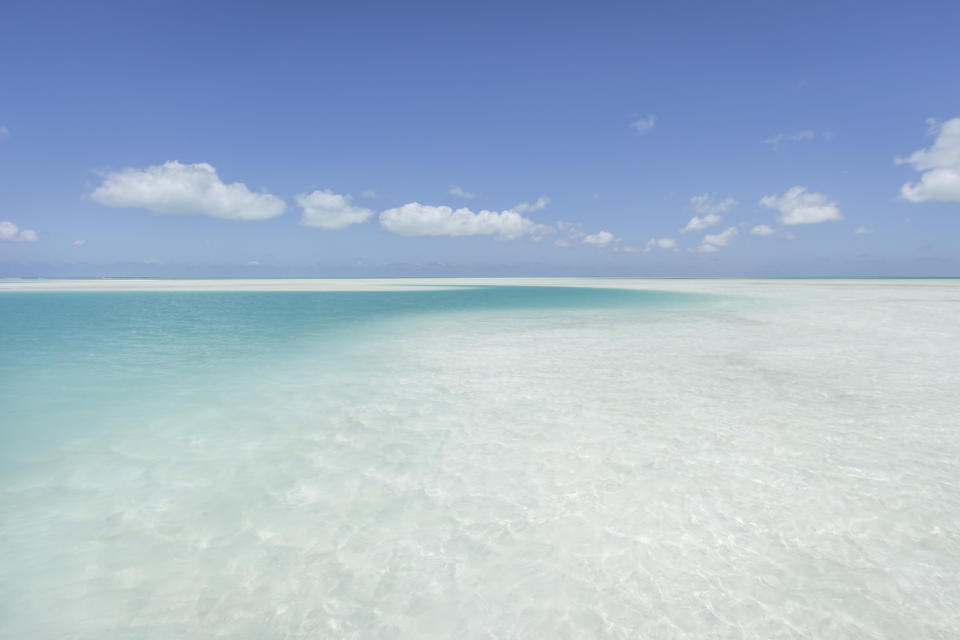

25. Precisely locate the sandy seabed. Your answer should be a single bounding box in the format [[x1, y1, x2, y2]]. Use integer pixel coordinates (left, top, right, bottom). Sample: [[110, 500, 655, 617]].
[[1, 278, 958, 638]]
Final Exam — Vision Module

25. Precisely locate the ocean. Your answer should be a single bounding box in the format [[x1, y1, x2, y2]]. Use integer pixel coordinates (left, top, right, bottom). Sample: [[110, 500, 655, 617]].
[[1, 278, 958, 638]]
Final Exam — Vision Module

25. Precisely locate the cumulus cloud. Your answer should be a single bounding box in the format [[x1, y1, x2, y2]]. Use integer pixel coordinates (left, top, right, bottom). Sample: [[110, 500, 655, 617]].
[[73, 239, 87, 247], [512, 195, 550, 213], [681, 213, 721, 233], [380, 203, 549, 240], [296, 189, 374, 229], [680, 194, 735, 232], [90, 161, 286, 221], [704, 226, 738, 246], [763, 130, 815, 146], [631, 115, 655, 134], [691, 193, 738, 215], [617, 237, 675, 253], [855, 225, 875, 234], [582, 231, 617, 247], [449, 185, 477, 199], [648, 237, 676, 249], [0, 221, 38, 242], [750, 224, 776, 236], [895, 117, 960, 202], [692, 226, 738, 252], [760, 186, 842, 225]]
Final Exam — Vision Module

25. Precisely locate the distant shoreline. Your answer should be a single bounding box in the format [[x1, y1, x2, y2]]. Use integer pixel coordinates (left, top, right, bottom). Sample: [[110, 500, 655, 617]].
[[1, 277, 958, 292]]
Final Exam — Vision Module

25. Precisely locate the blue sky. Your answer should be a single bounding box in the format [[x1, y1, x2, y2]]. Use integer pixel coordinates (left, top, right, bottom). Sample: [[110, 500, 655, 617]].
[[1, 0, 958, 276]]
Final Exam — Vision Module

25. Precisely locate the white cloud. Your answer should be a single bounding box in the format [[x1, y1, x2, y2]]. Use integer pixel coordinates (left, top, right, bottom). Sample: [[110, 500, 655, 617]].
[[750, 224, 776, 236], [692, 226, 738, 252], [296, 189, 374, 229], [380, 203, 549, 240], [0, 126, 9, 140], [763, 130, 815, 146], [361, 189, 377, 199], [631, 115, 655, 134], [620, 237, 676, 253], [895, 117, 960, 202], [691, 193, 738, 215], [760, 186, 842, 225], [855, 225, 875, 234], [511, 195, 550, 213], [648, 237, 676, 249], [681, 213, 721, 233], [704, 226, 738, 246], [554, 238, 572, 248], [72, 239, 87, 247], [449, 185, 478, 199], [0, 221, 38, 242], [582, 231, 617, 247], [90, 161, 286, 221], [681, 194, 737, 233]]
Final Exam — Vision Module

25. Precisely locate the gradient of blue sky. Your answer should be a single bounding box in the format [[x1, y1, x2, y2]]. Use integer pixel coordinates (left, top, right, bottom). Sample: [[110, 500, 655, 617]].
[[1, 0, 958, 276]]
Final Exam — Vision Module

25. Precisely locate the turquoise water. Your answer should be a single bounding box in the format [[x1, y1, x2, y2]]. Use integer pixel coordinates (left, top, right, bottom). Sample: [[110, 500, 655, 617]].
[[2, 280, 959, 638], [0, 287, 686, 453], [1, 285, 698, 637]]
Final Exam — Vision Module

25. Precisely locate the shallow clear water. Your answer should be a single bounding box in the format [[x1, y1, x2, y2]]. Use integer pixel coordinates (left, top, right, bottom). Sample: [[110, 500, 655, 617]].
[[1, 279, 959, 638]]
